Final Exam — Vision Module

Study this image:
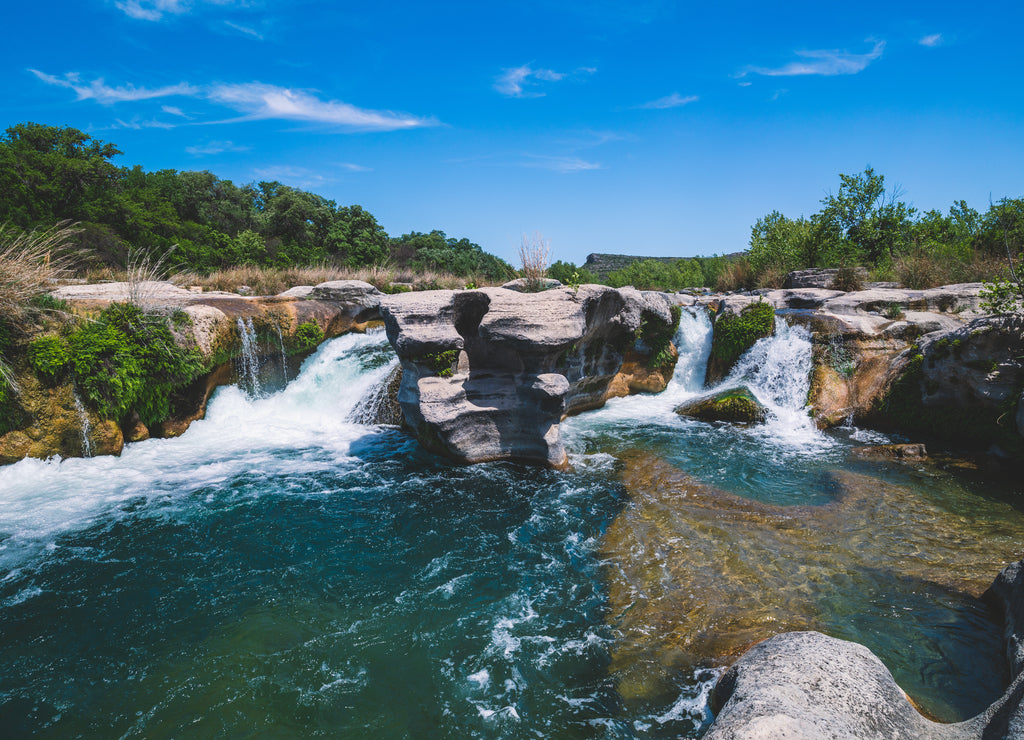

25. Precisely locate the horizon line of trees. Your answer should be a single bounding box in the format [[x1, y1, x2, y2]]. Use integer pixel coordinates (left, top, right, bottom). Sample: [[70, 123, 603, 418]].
[[0, 122, 512, 280]]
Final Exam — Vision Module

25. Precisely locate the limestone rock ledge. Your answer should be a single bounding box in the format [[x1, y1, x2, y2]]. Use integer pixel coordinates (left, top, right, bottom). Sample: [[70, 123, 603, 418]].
[[381, 285, 678, 467], [706, 557, 1024, 739]]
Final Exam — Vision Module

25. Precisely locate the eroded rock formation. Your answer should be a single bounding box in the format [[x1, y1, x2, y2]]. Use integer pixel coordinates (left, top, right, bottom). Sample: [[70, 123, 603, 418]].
[[381, 285, 679, 467]]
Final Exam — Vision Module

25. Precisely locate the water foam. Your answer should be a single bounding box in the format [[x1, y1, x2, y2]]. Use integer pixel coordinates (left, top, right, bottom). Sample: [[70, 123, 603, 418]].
[[0, 331, 396, 568]]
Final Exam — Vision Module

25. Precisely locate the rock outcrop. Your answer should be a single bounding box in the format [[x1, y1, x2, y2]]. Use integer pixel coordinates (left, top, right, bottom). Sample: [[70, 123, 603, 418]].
[[675, 386, 767, 424], [783, 267, 868, 289], [381, 285, 679, 467], [705, 558, 1024, 739]]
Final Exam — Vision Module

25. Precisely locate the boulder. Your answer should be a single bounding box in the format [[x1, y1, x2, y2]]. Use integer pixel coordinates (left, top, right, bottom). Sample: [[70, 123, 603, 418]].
[[706, 631, 969, 740], [500, 277, 563, 292], [705, 558, 1024, 739], [309, 280, 383, 320], [675, 386, 767, 424], [783, 267, 868, 289], [381, 285, 679, 467], [277, 285, 315, 298], [864, 314, 1024, 454]]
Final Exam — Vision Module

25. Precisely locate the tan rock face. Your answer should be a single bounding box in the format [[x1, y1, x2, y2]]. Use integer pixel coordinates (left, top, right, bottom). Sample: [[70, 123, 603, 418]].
[[0, 371, 124, 464]]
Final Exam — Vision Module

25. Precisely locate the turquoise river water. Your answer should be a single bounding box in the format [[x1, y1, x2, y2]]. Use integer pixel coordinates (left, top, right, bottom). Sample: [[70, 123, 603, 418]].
[[0, 312, 1022, 738]]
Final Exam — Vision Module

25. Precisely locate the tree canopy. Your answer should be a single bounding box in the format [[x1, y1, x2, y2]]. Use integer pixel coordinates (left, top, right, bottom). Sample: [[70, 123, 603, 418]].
[[0, 122, 508, 278]]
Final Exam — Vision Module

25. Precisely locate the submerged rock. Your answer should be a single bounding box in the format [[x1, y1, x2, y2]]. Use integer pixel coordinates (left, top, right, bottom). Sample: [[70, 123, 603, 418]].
[[851, 443, 928, 460], [675, 386, 767, 424], [381, 285, 679, 467]]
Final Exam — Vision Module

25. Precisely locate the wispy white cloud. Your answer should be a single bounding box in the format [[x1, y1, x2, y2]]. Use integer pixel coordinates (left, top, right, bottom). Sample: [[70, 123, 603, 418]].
[[112, 116, 177, 129], [29, 69, 196, 103], [253, 165, 334, 189], [30, 70, 437, 132], [337, 162, 372, 172], [739, 40, 885, 78], [225, 20, 262, 39], [185, 140, 250, 155], [114, 0, 240, 21], [919, 33, 943, 47], [737, 81, 752, 87], [637, 92, 698, 109], [770, 89, 789, 101], [116, 0, 187, 21], [207, 82, 435, 130], [494, 64, 595, 98], [521, 155, 602, 173]]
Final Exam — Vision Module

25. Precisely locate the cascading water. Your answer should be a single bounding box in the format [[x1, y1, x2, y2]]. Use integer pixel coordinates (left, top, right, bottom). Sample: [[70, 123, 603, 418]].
[[0, 318, 1020, 737], [71, 390, 94, 458], [235, 316, 261, 397], [274, 321, 289, 384]]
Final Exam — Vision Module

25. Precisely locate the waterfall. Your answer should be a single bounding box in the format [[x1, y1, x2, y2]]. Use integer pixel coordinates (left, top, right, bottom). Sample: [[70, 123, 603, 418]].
[[349, 361, 403, 425], [236, 317, 261, 398], [72, 391, 94, 458], [720, 318, 831, 450], [274, 322, 288, 385]]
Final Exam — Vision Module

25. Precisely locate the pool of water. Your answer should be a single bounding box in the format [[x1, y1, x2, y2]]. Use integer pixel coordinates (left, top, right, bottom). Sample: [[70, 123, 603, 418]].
[[0, 318, 1021, 737]]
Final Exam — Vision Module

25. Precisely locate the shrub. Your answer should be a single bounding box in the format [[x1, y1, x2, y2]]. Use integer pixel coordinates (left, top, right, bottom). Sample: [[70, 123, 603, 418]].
[[29, 334, 72, 380], [292, 321, 325, 353], [29, 302, 205, 425]]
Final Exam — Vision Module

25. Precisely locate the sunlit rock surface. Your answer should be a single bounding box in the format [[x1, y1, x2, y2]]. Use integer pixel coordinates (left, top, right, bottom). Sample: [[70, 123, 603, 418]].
[[381, 285, 678, 466]]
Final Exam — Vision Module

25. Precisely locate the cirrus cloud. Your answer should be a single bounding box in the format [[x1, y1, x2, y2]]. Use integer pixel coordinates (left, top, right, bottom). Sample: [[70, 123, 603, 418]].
[[637, 92, 699, 109], [29, 70, 437, 132], [495, 64, 596, 98], [739, 40, 885, 78]]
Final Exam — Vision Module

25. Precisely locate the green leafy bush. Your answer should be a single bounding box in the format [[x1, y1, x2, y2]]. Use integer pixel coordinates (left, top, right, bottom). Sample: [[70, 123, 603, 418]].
[[292, 321, 325, 353], [29, 334, 72, 379], [29, 302, 205, 425]]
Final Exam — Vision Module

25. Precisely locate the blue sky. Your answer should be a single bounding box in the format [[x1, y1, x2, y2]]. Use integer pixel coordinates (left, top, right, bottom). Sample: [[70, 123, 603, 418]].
[[3, 1, 1022, 266]]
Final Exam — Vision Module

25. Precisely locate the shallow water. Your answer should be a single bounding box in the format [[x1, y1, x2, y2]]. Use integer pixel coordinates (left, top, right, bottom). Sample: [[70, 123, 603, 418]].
[[0, 319, 1021, 737]]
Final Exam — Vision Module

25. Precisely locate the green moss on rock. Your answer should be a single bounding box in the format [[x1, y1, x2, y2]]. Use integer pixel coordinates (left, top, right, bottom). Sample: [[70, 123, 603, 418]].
[[675, 386, 767, 424], [706, 301, 775, 384]]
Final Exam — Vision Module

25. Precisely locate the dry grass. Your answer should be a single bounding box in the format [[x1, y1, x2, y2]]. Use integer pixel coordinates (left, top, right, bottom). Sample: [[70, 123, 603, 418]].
[[518, 233, 551, 292], [0, 221, 81, 390], [894, 250, 1007, 289], [0, 222, 79, 327], [714, 258, 755, 292], [169, 264, 496, 296]]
